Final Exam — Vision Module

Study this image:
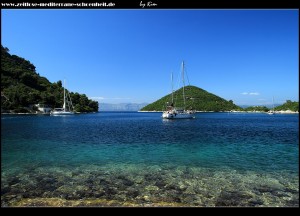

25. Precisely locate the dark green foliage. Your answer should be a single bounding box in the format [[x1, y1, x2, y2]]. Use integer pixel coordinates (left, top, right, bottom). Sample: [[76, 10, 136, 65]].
[[244, 106, 269, 112], [141, 85, 242, 112], [70, 93, 98, 112], [1, 45, 98, 113], [275, 100, 299, 112], [242, 101, 299, 112]]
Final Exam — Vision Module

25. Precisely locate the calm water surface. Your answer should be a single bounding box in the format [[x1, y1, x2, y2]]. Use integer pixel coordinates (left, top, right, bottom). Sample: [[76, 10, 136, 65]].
[[1, 112, 299, 206]]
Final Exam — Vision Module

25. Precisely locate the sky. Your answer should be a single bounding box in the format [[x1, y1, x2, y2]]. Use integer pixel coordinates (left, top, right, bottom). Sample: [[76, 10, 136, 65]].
[[2, 9, 299, 106]]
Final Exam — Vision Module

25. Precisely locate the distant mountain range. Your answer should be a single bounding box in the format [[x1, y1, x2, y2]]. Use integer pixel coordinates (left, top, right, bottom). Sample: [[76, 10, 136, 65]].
[[100, 103, 148, 111]]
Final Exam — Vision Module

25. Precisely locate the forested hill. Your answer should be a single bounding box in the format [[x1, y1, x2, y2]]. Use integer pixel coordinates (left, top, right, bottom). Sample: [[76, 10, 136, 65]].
[[141, 85, 242, 112], [275, 100, 299, 112], [1, 45, 98, 113]]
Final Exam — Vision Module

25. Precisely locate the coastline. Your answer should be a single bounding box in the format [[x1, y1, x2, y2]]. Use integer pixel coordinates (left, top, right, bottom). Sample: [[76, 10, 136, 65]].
[[1, 112, 50, 115], [2, 110, 299, 115], [1, 112, 98, 115], [138, 110, 299, 114]]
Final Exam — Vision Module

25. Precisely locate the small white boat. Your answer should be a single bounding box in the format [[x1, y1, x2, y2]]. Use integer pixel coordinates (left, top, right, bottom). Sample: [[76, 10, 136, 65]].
[[50, 80, 74, 115], [51, 108, 74, 115], [267, 96, 275, 115]]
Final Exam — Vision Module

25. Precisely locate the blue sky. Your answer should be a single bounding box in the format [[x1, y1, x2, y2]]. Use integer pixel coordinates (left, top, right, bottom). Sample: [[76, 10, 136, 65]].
[[2, 9, 298, 105]]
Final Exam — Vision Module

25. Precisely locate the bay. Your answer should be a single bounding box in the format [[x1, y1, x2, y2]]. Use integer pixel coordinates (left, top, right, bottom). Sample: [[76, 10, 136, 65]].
[[1, 112, 299, 207]]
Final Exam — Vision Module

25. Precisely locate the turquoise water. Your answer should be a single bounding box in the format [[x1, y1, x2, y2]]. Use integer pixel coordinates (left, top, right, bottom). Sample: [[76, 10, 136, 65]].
[[1, 112, 299, 206]]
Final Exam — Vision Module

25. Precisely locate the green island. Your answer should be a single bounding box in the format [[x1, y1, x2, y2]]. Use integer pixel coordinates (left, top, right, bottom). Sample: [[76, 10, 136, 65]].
[[274, 100, 299, 112], [1, 46, 98, 114], [241, 101, 298, 113], [141, 87, 298, 113], [141, 85, 242, 112]]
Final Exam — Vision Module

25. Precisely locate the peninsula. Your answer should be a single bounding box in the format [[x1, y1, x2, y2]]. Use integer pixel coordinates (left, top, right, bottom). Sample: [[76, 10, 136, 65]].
[[1, 46, 98, 114]]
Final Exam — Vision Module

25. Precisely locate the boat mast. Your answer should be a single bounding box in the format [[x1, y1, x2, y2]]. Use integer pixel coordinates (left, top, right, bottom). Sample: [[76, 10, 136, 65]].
[[171, 72, 174, 105], [182, 61, 186, 109], [63, 79, 66, 111]]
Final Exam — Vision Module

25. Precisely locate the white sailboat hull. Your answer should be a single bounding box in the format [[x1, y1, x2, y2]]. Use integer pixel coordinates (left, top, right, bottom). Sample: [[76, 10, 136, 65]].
[[162, 111, 195, 119], [50, 111, 74, 115]]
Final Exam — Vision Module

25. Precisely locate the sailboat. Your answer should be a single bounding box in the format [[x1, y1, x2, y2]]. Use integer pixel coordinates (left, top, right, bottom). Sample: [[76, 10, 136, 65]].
[[50, 80, 74, 115], [267, 96, 275, 115], [162, 61, 195, 119]]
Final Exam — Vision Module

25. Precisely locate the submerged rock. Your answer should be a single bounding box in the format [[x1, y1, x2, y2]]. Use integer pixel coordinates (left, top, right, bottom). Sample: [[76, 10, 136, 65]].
[[8, 177, 20, 186], [216, 190, 253, 206]]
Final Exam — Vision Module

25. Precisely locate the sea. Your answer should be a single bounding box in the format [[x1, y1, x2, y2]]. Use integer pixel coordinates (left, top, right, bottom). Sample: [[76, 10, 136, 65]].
[[1, 112, 299, 207]]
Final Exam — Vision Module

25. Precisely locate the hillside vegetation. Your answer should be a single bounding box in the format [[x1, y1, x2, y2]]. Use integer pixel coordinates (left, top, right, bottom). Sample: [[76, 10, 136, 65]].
[[1, 45, 98, 113], [141, 85, 242, 112], [242, 101, 298, 112], [275, 100, 299, 112]]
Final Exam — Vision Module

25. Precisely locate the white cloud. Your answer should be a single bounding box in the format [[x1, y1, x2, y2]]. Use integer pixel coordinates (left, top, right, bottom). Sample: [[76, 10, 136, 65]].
[[241, 92, 260, 96], [249, 92, 260, 95], [258, 98, 266, 101]]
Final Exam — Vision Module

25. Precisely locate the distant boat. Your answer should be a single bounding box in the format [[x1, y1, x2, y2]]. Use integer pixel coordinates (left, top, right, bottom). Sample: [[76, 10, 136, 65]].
[[162, 61, 195, 119], [50, 80, 74, 115], [267, 96, 275, 115]]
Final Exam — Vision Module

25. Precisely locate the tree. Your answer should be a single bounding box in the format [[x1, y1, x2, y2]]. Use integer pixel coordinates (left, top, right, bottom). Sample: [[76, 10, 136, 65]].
[[57, 80, 62, 88]]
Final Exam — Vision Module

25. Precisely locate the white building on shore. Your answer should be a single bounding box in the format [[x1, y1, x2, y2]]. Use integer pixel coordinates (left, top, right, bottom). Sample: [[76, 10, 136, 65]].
[[35, 104, 52, 113]]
